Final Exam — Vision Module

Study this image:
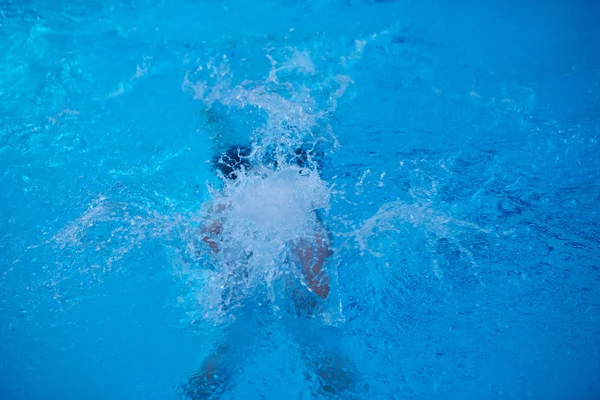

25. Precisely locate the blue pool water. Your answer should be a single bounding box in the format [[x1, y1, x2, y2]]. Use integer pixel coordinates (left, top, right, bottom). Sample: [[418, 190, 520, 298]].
[[1, 1, 600, 399]]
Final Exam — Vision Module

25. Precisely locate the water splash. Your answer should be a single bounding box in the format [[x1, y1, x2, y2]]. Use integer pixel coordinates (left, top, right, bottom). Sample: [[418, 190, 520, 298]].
[[181, 47, 355, 157], [189, 166, 331, 324], [44, 41, 494, 330]]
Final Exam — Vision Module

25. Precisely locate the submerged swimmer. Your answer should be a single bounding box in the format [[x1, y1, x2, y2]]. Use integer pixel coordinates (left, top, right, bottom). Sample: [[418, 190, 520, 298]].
[[180, 145, 355, 399]]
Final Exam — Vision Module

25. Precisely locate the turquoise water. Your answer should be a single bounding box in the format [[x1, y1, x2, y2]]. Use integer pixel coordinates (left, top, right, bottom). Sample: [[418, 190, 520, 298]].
[[1, 1, 599, 399]]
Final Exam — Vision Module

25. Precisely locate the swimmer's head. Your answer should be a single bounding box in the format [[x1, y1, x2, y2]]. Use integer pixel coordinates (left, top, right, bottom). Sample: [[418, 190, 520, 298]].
[[293, 147, 324, 171], [213, 144, 324, 181], [212, 145, 252, 181], [260, 145, 325, 172]]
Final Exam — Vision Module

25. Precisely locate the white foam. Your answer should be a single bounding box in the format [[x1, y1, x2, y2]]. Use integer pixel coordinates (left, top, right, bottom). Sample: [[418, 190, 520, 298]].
[[193, 166, 331, 322]]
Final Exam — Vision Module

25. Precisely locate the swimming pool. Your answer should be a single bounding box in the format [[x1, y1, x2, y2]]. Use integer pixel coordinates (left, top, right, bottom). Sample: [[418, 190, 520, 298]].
[[1, 0, 599, 399]]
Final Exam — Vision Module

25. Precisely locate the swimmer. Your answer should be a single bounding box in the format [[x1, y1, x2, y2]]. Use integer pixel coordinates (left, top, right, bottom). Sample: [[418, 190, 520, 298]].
[[202, 145, 332, 301], [180, 145, 355, 399]]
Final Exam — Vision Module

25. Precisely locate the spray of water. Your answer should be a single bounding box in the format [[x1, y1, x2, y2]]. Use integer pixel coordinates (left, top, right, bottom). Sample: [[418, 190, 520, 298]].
[[46, 40, 492, 332], [192, 166, 331, 323], [177, 44, 364, 327]]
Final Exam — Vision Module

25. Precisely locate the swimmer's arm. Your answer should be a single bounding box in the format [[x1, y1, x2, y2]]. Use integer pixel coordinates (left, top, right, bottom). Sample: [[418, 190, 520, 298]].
[[201, 220, 222, 253], [201, 203, 230, 253], [294, 230, 332, 299]]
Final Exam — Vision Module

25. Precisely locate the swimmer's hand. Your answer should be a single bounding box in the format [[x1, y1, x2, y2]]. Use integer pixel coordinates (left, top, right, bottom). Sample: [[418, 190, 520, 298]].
[[294, 230, 332, 299], [203, 236, 220, 253]]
